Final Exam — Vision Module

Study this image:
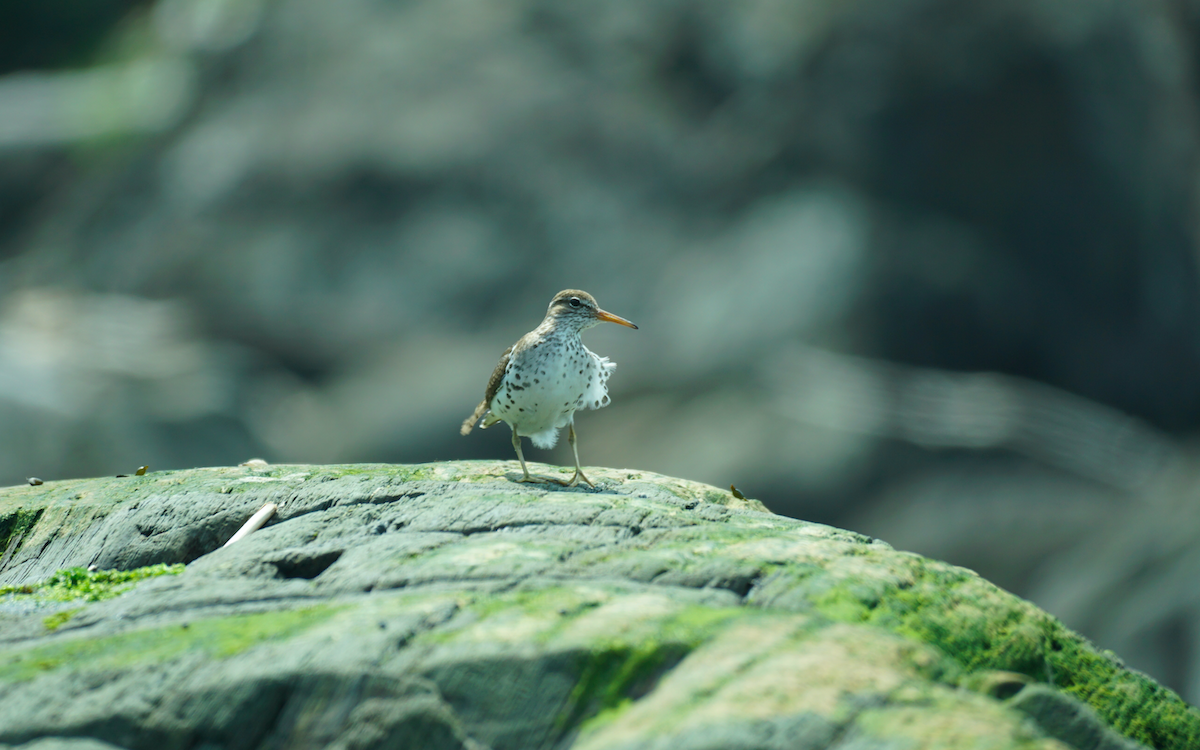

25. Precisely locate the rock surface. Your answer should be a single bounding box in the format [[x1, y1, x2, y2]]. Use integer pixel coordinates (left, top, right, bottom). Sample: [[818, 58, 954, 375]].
[[0, 461, 1196, 750]]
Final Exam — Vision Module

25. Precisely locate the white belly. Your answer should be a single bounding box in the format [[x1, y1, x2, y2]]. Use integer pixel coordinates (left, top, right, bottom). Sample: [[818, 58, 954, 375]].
[[489, 341, 615, 448]]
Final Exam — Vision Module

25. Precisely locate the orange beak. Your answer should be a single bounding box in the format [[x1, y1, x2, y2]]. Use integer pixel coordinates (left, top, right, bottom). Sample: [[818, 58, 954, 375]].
[[595, 308, 638, 329]]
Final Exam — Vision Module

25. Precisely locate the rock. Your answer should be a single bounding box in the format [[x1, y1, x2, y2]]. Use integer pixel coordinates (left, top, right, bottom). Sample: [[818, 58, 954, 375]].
[[0, 461, 1195, 750], [1010, 685, 1146, 750]]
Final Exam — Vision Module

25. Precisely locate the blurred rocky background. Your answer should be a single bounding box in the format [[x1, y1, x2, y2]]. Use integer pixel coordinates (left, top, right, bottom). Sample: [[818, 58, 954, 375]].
[[2, 0, 1200, 707]]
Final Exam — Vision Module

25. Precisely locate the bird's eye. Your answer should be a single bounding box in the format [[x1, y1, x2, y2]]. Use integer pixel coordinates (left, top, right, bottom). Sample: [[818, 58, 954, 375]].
[[569, 297, 582, 308]]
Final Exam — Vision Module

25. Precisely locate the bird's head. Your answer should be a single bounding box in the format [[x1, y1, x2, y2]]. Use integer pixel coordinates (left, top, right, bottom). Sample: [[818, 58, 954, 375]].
[[546, 289, 638, 332]]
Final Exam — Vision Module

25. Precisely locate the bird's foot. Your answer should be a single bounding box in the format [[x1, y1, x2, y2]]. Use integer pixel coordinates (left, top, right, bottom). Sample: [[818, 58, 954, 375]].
[[517, 473, 553, 484], [561, 469, 595, 489]]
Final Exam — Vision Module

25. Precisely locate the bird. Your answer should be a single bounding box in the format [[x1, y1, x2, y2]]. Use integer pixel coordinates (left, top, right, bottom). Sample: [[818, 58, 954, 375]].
[[461, 289, 638, 487]]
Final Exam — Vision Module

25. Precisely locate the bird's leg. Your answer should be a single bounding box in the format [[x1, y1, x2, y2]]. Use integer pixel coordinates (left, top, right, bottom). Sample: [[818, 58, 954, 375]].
[[564, 423, 595, 488], [512, 428, 548, 484]]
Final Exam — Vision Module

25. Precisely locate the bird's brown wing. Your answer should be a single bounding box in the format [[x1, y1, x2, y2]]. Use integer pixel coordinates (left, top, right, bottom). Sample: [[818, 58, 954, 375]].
[[460, 345, 512, 435]]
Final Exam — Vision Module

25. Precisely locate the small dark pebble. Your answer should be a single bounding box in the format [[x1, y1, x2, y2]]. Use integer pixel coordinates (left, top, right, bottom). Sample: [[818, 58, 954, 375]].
[[27, 477, 42, 486], [115, 475, 129, 478]]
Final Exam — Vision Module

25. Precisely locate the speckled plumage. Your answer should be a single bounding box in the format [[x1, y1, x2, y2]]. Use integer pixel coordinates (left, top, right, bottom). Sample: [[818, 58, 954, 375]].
[[461, 290, 637, 487]]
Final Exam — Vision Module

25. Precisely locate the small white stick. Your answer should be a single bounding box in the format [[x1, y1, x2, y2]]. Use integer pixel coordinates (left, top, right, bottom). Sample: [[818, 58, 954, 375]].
[[223, 502, 278, 547]]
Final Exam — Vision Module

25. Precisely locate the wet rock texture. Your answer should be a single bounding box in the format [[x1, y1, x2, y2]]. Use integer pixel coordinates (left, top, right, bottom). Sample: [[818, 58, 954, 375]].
[[0, 462, 1195, 750]]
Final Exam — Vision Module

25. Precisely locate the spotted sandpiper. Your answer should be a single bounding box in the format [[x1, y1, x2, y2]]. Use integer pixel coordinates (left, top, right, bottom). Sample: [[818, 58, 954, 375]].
[[460, 289, 638, 487]]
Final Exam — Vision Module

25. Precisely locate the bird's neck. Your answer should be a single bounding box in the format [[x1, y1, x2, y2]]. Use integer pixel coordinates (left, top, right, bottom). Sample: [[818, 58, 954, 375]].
[[534, 316, 586, 340]]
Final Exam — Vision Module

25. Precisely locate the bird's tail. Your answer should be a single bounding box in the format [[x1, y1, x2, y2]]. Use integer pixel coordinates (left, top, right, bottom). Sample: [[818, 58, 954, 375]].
[[460, 400, 489, 435]]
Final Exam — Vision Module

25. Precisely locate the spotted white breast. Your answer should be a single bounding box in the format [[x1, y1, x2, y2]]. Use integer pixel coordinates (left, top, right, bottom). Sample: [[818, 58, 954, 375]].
[[489, 336, 616, 449]]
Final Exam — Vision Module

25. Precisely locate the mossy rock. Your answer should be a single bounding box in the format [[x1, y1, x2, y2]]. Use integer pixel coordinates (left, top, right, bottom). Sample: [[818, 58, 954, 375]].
[[0, 461, 1194, 750]]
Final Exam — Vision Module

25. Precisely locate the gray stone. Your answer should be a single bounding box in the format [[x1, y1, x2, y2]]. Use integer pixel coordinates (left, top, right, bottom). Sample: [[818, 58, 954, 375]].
[[0, 462, 1195, 750]]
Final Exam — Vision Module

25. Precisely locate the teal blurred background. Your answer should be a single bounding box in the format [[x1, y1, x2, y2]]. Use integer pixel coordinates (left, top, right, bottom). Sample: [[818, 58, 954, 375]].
[[2, 0, 1200, 704]]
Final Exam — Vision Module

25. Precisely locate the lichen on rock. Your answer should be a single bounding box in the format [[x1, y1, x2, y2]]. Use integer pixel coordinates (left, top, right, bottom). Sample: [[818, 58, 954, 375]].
[[0, 461, 1195, 750]]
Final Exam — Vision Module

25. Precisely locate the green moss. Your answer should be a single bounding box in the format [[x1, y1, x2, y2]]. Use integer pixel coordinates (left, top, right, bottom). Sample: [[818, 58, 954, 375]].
[[0, 507, 44, 560], [656, 483, 695, 502], [853, 687, 1061, 750], [308, 464, 434, 482], [1046, 625, 1200, 750], [561, 640, 692, 733], [457, 472, 502, 484], [0, 605, 338, 683], [415, 587, 751, 733], [0, 564, 185, 602], [799, 558, 1200, 750], [561, 605, 754, 735], [42, 608, 81, 632], [452, 587, 572, 633]]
